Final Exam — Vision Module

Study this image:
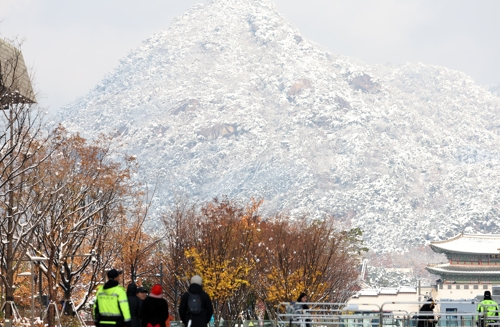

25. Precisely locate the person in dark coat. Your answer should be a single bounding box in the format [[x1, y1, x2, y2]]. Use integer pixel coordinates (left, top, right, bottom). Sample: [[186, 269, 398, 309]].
[[179, 275, 213, 327], [127, 283, 141, 327], [296, 293, 311, 327], [136, 287, 148, 314], [140, 284, 169, 327], [137, 287, 148, 301], [417, 298, 437, 327]]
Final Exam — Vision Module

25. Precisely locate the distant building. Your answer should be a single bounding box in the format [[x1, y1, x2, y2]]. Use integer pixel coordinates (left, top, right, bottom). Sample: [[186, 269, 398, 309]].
[[348, 285, 436, 315], [347, 233, 500, 317], [0, 38, 36, 105], [426, 233, 500, 300]]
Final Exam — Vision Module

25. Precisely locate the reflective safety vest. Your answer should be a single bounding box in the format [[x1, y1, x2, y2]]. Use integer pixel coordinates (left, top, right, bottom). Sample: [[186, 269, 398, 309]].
[[477, 299, 499, 322], [93, 284, 131, 325]]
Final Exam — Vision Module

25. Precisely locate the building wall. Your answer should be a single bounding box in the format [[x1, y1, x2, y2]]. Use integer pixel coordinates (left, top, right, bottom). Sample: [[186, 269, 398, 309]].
[[347, 284, 493, 316], [348, 293, 419, 314], [348, 287, 437, 315], [436, 284, 490, 300]]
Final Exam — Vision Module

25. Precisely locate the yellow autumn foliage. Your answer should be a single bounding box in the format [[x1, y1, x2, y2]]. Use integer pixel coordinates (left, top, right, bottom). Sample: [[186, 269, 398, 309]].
[[185, 247, 255, 302]]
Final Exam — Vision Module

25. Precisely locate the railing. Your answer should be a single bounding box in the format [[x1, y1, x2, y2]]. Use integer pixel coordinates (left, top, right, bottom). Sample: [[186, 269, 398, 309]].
[[276, 301, 500, 327], [171, 320, 276, 327]]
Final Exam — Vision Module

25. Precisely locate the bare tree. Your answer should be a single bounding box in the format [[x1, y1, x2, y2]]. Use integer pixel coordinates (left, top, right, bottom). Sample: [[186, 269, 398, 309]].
[[114, 189, 166, 287], [0, 38, 50, 318], [255, 215, 366, 318], [177, 198, 262, 322], [160, 199, 365, 321], [161, 198, 198, 319], [29, 129, 132, 321]]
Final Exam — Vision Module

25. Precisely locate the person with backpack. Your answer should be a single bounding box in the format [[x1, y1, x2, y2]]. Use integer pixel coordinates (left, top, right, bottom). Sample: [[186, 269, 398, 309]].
[[179, 275, 213, 327]]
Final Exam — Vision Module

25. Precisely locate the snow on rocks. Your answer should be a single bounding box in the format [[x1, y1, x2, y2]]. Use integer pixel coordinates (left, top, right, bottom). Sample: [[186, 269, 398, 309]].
[[56, 0, 500, 254]]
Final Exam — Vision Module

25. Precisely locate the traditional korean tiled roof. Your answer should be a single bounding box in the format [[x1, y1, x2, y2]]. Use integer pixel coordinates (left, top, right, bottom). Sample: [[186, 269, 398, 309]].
[[426, 263, 500, 276], [0, 39, 36, 105], [429, 233, 500, 255]]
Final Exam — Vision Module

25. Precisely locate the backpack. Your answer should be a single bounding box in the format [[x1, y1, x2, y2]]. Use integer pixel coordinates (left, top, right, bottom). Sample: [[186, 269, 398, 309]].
[[187, 292, 203, 315]]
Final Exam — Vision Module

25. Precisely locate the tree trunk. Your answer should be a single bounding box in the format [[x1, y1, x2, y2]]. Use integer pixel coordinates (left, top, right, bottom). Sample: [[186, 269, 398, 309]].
[[46, 253, 57, 327], [63, 281, 73, 316], [4, 269, 14, 319], [4, 202, 14, 319]]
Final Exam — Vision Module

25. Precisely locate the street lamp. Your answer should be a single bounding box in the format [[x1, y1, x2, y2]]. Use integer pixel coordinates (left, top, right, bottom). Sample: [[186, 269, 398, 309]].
[[19, 257, 48, 327]]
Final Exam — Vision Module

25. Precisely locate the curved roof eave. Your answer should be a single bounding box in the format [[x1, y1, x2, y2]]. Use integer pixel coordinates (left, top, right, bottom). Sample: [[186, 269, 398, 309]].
[[426, 267, 500, 276], [429, 233, 500, 255]]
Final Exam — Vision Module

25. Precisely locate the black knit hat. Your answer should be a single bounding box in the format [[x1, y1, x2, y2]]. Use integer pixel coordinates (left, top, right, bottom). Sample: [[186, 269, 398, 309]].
[[107, 269, 122, 279], [485, 290, 492, 299]]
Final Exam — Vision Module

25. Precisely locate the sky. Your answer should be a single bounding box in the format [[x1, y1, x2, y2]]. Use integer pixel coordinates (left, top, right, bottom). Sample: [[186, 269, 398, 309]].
[[1, 0, 500, 114]]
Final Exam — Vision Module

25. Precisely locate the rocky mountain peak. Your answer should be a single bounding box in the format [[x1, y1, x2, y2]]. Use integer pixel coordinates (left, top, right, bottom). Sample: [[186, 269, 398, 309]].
[[207, 0, 277, 9], [58, 1, 500, 254]]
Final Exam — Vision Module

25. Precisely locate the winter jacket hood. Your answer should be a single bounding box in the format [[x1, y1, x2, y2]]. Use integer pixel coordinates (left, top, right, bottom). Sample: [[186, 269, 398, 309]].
[[127, 283, 138, 296], [188, 283, 203, 294], [103, 280, 120, 290]]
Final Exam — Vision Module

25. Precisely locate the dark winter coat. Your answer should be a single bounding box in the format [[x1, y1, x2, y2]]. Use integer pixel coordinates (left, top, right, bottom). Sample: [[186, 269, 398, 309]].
[[179, 284, 213, 327], [139, 297, 169, 327], [417, 303, 436, 327], [295, 294, 311, 327], [127, 284, 141, 327]]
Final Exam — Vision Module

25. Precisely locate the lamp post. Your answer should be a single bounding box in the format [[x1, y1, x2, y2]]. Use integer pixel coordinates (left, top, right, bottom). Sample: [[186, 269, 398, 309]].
[[19, 256, 48, 327]]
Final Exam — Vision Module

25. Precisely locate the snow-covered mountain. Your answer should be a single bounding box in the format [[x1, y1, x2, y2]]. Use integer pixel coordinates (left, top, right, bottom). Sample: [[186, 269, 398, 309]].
[[57, 0, 500, 253], [489, 84, 500, 97]]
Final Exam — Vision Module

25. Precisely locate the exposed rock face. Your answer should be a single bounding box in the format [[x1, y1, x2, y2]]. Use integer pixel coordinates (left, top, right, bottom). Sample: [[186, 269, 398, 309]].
[[57, 0, 500, 253], [350, 74, 381, 93], [173, 99, 199, 115], [198, 124, 237, 139]]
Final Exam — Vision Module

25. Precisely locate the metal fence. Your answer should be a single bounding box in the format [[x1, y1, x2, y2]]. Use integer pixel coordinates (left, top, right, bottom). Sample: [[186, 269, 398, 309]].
[[276, 301, 500, 327]]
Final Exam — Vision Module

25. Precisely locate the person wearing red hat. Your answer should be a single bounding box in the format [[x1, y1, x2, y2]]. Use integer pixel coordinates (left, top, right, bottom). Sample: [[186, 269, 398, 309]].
[[139, 284, 169, 327]]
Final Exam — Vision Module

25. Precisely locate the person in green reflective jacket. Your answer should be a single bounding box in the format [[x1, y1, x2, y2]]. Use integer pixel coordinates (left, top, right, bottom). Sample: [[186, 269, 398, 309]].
[[93, 269, 132, 327], [477, 290, 499, 327]]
